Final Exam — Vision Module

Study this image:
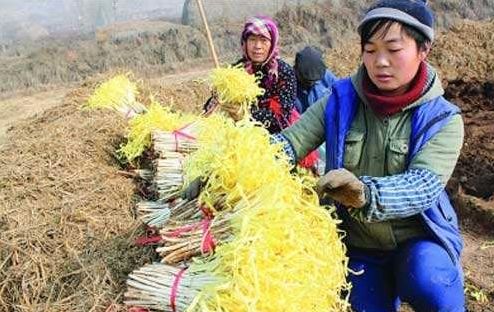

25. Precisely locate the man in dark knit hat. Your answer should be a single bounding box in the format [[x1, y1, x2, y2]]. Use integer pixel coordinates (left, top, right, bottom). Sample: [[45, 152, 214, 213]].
[[293, 46, 338, 174], [294, 46, 337, 114]]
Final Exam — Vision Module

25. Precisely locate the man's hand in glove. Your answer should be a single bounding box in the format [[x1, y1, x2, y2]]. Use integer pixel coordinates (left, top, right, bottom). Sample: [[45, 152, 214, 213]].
[[181, 177, 206, 201], [316, 168, 369, 209]]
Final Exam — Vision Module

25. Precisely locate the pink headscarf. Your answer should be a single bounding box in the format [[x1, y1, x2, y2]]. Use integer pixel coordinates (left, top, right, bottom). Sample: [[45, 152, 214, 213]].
[[241, 16, 280, 87]]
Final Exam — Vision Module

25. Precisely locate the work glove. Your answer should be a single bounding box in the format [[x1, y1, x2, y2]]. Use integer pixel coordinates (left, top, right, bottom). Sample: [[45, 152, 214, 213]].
[[316, 168, 369, 209], [181, 177, 206, 201]]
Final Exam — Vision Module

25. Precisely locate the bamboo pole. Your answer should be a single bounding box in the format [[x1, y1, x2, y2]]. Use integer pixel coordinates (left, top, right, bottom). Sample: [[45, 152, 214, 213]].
[[196, 0, 220, 68]]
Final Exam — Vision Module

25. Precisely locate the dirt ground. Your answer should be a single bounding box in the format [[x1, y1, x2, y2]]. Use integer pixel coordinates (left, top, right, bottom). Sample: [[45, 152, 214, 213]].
[[0, 19, 493, 312], [0, 87, 71, 146], [446, 79, 494, 311]]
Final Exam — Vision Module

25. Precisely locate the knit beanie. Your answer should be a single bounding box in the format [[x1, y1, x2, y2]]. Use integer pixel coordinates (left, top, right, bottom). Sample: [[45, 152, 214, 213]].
[[294, 46, 327, 82], [358, 0, 435, 42]]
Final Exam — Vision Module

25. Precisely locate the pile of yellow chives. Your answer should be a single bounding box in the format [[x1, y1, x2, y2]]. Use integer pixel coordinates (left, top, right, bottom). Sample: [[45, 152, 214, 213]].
[[119, 100, 198, 162], [180, 115, 350, 312], [87, 72, 350, 311], [190, 193, 350, 312]]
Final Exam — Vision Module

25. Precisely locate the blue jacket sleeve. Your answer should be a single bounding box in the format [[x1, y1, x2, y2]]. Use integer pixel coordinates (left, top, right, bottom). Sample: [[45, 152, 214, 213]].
[[358, 168, 444, 222]]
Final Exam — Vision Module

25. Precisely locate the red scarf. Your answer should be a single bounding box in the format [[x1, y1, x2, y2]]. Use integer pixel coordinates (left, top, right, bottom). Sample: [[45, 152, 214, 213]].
[[363, 62, 428, 117]]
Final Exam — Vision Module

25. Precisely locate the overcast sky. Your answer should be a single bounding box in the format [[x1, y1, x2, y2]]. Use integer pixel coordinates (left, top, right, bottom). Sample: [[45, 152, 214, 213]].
[[0, 0, 186, 42]]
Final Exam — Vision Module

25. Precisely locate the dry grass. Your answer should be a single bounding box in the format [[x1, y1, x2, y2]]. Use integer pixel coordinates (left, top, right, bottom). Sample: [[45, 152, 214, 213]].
[[430, 20, 494, 83]]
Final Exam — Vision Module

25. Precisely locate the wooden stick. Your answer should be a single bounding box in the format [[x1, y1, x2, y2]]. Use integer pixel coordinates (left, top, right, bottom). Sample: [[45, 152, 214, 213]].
[[196, 0, 219, 68]]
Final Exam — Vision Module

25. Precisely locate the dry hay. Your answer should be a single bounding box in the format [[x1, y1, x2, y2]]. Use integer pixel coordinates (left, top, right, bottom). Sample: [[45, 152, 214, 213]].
[[138, 78, 211, 115], [275, 3, 359, 53], [0, 79, 156, 311], [324, 39, 361, 78], [431, 19, 494, 83]]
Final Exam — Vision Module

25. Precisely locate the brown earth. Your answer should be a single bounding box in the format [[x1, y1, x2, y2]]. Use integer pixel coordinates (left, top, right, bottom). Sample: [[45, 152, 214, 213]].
[[446, 81, 494, 311], [446, 81, 494, 202]]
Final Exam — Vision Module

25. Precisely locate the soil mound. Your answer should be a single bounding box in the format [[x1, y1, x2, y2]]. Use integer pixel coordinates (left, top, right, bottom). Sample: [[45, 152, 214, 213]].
[[0, 22, 211, 94], [432, 20, 494, 83], [447, 81, 494, 200], [275, 3, 358, 52]]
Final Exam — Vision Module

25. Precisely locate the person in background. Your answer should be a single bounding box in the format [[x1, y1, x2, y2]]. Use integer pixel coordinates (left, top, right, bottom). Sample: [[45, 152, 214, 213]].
[[273, 0, 465, 311], [293, 46, 338, 173], [294, 46, 337, 114], [204, 15, 297, 134]]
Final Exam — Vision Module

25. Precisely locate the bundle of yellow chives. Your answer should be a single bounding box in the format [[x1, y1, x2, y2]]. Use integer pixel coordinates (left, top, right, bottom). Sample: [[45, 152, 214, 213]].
[[119, 101, 198, 162], [156, 211, 235, 264], [125, 263, 220, 311], [136, 198, 202, 228], [84, 74, 146, 117], [188, 188, 350, 312], [210, 65, 264, 115], [184, 114, 292, 211]]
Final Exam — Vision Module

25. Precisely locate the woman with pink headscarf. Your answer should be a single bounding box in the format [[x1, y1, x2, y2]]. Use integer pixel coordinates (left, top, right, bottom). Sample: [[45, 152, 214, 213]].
[[185, 17, 316, 200], [205, 16, 297, 134]]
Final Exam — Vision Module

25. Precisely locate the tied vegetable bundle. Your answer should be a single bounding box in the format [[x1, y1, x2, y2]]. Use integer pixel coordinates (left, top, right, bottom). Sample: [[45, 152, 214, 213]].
[[125, 264, 220, 312], [136, 198, 202, 229], [84, 74, 146, 117], [209, 65, 264, 119], [155, 211, 234, 264], [184, 114, 292, 212], [119, 102, 198, 163]]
